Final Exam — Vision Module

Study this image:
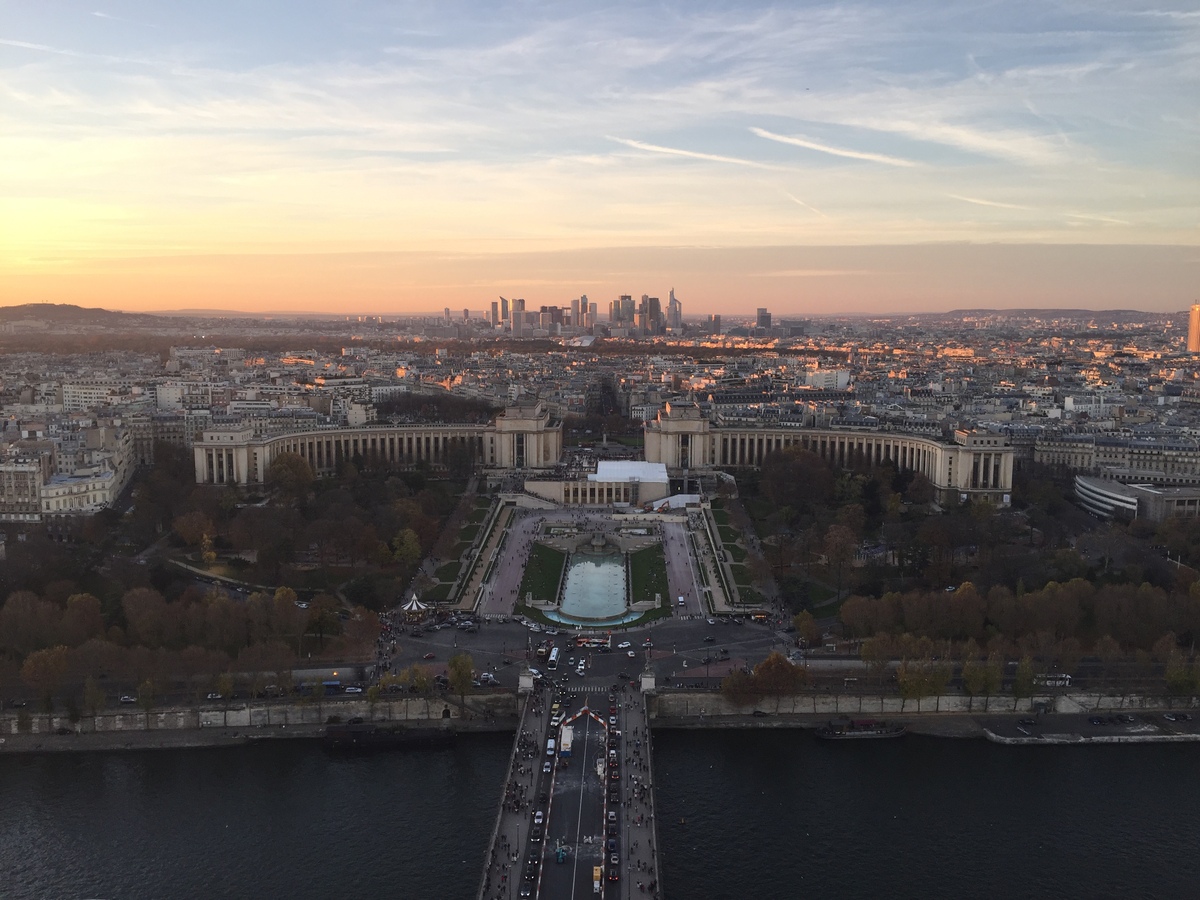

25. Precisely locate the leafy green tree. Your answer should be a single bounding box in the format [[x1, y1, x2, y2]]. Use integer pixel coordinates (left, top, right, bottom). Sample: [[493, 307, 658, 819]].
[[20, 645, 70, 729], [407, 664, 432, 696], [962, 655, 988, 711], [927, 658, 952, 708], [393, 528, 423, 567], [266, 451, 314, 504], [719, 668, 760, 707], [1012, 656, 1036, 702], [791, 611, 821, 646], [306, 595, 343, 652], [751, 652, 807, 699], [1164, 651, 1194, 696], [896, 659, 927, 712], [859, 634, 893, 687], [982, 653, 1004, 711], [172, 510, 215, 547], [366, 684, 382, 719], [448, 652, 474, 708], [823, 524, 857, 599]]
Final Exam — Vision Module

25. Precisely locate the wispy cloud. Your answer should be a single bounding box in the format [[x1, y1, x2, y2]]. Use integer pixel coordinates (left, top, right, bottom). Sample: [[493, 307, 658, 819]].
[[91, 11, 156, 27], [784, 192, 827, 217], [751, 126, 916, 167], [749, 269, 875, 277], [948, 194, 1031, 211], [843, 117, 1066, 166], [609, 137, 783, 170], [1066, 212, 1132, 226], [0, 36, 148, 64]]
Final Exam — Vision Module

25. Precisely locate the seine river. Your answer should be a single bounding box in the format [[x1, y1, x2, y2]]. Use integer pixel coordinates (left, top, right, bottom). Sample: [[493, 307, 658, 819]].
[[3, 730, 1198, 899]]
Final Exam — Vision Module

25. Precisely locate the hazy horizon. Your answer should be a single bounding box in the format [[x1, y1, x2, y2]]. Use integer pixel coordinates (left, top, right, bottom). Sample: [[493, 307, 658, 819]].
[[3, 1, 1197, 315]]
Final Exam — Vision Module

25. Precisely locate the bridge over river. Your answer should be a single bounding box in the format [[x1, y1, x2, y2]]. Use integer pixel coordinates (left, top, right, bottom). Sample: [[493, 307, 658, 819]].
[[478, 673, 662, 900]]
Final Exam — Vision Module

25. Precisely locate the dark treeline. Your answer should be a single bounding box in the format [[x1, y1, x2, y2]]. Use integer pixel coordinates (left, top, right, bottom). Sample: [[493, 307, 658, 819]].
[[375, 393, 498, 423], [1, 585, 381, 714], [841, 579, 1200, 663]]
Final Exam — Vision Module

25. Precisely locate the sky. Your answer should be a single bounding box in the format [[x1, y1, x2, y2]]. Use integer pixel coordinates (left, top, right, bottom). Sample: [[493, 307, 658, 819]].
[[1, 1, 1198, 316]]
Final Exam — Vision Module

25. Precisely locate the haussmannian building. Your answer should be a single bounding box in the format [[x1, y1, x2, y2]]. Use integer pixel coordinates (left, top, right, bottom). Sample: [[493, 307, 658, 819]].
[[644, 401, 1014, 505], [194, 402, 562, 485], [1035, 434, 1200, 487]]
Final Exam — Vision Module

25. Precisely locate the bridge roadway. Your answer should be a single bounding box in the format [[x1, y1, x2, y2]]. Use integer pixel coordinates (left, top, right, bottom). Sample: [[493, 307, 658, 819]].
[[479, 675, 662, 900]]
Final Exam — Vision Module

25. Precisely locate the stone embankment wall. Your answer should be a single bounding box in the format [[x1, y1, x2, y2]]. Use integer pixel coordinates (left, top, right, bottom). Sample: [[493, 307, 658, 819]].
[[650, 690, 1200, 720], [1, 692, 519, 736]]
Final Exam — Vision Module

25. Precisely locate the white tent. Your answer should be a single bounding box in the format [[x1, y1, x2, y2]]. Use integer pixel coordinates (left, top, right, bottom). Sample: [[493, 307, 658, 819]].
[[401, 594, 430, 613]]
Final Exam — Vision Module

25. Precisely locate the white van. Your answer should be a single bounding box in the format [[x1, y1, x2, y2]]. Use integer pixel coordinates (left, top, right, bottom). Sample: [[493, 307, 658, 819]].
[[546, 738, 556, 756], [677, 596, 685, 607]]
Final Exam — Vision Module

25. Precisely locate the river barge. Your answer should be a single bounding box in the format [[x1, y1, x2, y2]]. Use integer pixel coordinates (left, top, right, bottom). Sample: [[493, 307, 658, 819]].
[[815, 718, 907, 740]]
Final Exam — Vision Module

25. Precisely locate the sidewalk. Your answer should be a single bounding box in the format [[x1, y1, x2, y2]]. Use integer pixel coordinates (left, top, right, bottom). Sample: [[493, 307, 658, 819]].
[[620, 691, 662, 899]]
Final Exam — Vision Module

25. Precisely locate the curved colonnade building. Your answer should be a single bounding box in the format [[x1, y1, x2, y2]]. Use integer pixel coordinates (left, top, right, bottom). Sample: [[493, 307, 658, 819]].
[[194, 402, 560, 485], [194, 398, 1013, 507], [644, 402, 1014, 506]]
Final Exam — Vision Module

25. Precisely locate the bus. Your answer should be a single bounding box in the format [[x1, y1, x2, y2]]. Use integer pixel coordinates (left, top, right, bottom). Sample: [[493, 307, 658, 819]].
[[560, 725, 573, 757], [547, 647, 560, 670], [1034, 673, 1071, 687]]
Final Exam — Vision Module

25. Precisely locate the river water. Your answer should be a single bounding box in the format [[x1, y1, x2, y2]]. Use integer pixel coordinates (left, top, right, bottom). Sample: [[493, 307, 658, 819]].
[[2, 730, 1198, 899]]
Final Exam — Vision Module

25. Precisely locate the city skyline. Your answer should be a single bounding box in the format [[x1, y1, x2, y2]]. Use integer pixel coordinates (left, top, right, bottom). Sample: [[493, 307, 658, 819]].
[[2, 1, 1198, 314]]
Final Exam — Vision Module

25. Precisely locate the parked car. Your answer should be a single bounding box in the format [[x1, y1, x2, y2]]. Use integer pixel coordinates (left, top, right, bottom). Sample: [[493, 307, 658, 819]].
[[344, 686, 363, 694], [119, 695, 137, 704]]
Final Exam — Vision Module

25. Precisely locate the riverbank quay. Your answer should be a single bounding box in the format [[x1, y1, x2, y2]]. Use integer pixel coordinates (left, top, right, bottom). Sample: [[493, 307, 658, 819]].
[[647, 688, 1200, 719], [981, 712, 1200, 745], [8, 687, 1200, 755], [0, 693, 520, 754], [0, 717, 519, 755], [645, 690, 1200, 744]]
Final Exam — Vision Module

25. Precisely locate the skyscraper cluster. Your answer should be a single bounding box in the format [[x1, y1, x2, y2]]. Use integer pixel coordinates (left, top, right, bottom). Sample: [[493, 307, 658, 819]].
[[608, 289, 682, 335]]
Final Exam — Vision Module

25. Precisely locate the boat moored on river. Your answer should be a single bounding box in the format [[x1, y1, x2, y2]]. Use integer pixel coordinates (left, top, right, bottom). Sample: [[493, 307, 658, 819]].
[[815, 718, 907, 740]]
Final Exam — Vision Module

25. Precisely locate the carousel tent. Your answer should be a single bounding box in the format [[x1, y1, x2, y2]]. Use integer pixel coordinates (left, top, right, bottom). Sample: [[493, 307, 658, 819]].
[[401, 595, 430, 613]]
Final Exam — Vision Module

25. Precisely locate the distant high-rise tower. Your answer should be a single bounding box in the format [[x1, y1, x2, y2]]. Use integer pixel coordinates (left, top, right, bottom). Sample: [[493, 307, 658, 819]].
[[1189, 303, 1200, 353], [667, 288, 682, 330], [500, 296, 509, 322], [756, 307, 772, 329], [490, 300, 499, 326], [510, 298, 525, 336]]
